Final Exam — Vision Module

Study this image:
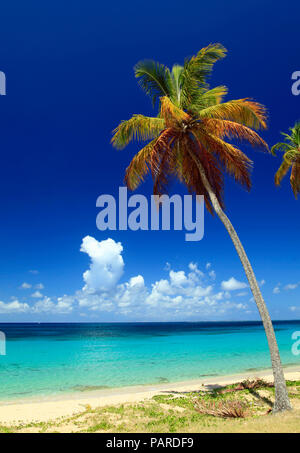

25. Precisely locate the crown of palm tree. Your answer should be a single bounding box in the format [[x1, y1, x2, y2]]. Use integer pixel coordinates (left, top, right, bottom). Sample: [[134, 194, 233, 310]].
[[271, 122, 300, 199], [111, 43, 269, 213]]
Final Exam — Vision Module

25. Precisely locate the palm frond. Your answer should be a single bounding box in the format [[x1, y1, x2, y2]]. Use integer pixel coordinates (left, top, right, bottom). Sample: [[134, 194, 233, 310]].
[[152, 135, 178, 196], [111, 115, 165, 149], [273, 121, 300, 197], [202, 119, 269, 151], [182, 150, 215, 214], [170, 141, 184, 182], [274, 159, 291, 187], [183, 43, 227, 87], [171, 64, 184, 105], [290, 121, 300, 146], [280, 132, 293, 142], [188, 43, 227, 79], [183, 135, 224, 213], [199, 99, 267, 130], [193, 129, 252, 190], [124, 140, 156, 190], [159, 96, 190, 127], [150, 128, 178, 178], [180, 44, 227, 109], [271, 142, 292, 156], [284, 149, 300, 163], [134, 60, 174, 106], [291, 163, 300, 198], [196, 85, 228, 108]]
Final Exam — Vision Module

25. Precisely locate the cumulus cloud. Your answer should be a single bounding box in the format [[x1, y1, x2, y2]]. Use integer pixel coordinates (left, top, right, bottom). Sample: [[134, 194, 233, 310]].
[[31, 290, 43, 298], [290, 306, 300, 312], [145, 268, 213, 312], [35, 283, 44, 290], [74, 252, 247, 319], [0, 300, 30, 313], [273, 281, 300, 293], [169, 270, 188, 287], [116, 276, 147, 313], [68, 242, 246, 319], [32, 297, 54, 313], [209, 270, 216, 280], [20, 282, 32, 289], [221, 277, 248, 291], [32, 296, 74, 314], [80, 236, 124, 292], [4, 237, 250, 320], [188, 262, 204, 276], [284, 283, 299, 291]]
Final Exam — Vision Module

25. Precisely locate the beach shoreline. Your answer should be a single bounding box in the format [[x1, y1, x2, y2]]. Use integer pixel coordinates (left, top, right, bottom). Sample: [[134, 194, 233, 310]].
[[1, 364, 299, 425]]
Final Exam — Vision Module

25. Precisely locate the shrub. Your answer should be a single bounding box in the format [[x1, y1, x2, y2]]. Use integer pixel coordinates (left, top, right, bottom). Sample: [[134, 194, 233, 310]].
[[194, 399, 248, 418], [236, 378, 274, 390]]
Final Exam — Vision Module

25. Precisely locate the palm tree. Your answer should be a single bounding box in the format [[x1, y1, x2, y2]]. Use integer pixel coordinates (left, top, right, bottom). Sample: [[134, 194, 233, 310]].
[[111, 44, 291, 412], [272, 122, 300, 198]]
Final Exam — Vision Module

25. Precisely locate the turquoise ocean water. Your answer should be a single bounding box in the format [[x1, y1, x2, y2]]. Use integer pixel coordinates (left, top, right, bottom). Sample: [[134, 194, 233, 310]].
[[0, 321, 299, 401]]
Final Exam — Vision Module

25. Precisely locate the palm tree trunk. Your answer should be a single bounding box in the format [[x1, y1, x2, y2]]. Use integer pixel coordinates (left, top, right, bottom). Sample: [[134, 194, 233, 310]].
[[189, 150, 292, 412]]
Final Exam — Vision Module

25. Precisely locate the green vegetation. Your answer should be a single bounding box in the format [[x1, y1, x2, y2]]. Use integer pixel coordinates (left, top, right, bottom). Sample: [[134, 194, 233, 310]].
[[272, 121, 300, 198], [1, 379, 300, 433]]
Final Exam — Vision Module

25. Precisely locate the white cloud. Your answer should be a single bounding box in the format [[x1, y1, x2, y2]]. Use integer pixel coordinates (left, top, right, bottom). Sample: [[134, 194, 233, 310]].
[[20, 282, 32, 289], [31, 290, 43, 298], [260, 279, 266, 287], [32, 296, 73, 314], [284, 283, 299, 291], [209, 270, 216, 280], [188, 262, 204, 278], [35, 283, 44, 290], [290, 306, 300, 312], [0, 300, 30, 313], [169, 270, 188, 287], [164, 262, 171, 271], [272, 281, 300, 292], [80, 236, 124, 292], [29, 270, 39, 275], [73, 242, 247, 319], [116, 276, 147, 311], [32, 297, 54, 313], [145, 270, 214, 311], [2, 238, 251, 320], [221, 277, 247, 291], [55, 296, 74, 313]]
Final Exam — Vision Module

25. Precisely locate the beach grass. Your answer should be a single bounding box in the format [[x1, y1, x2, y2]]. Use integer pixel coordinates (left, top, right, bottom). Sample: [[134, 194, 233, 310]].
[[1, 379, 300, 433]]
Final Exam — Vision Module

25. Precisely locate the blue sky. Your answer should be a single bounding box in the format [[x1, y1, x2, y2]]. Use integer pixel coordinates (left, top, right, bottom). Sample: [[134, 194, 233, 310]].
[[0, 0, 299, 321]]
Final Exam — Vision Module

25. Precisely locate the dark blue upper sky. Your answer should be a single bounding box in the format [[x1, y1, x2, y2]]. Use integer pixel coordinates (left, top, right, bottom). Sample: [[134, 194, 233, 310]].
[[0, 0, 299, 321]]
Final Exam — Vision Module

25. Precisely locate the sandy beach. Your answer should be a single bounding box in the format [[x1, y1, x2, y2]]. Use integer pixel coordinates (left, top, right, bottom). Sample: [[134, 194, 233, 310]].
[[0, 365, 299, 425]]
